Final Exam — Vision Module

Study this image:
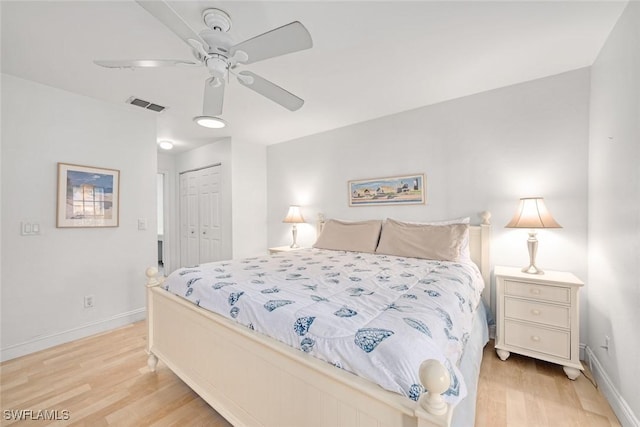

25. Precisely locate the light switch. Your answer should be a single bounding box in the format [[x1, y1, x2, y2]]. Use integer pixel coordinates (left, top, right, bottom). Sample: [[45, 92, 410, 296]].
[[138, 218, 148, 231], [21, 222, 40, 236]]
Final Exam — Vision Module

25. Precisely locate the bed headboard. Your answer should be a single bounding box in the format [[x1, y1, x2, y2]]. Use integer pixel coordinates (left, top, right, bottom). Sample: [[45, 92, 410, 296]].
[[316, 212, 492, 311], [470, 212, 492, 311]]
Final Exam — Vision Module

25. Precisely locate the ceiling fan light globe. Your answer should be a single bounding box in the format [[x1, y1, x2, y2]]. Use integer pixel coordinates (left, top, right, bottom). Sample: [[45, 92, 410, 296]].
[[194, 116, 226, 129], [205, 56, 228, 78]]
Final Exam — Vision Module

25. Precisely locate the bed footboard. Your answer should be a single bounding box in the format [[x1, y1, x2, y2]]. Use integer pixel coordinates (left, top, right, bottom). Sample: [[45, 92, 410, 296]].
[[145, 268, 456, 427]]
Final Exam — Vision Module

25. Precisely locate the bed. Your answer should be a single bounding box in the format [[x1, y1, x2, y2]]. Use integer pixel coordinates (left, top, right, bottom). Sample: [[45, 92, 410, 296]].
[[145, 212, 491, 427]]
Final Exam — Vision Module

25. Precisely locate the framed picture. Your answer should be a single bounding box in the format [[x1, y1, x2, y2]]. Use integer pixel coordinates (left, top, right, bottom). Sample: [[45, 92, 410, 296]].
[[57, 163, 120, 228], [349, 174, 426, 206]]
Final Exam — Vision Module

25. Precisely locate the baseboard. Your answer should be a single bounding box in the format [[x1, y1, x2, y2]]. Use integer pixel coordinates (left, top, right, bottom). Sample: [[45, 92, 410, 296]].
[[1, 308, 146, 362], [585, 346, 640, 427]]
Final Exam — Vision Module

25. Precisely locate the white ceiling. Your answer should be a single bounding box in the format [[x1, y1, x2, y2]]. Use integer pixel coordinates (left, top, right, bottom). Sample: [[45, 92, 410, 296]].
[[1, 1, 627, 153]]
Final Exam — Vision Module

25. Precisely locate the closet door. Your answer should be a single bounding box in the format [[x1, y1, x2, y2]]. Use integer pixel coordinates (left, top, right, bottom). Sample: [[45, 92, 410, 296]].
[[179, 171, 200, 267], [179, 165, 223, 267], [197, 166, 221, 264]]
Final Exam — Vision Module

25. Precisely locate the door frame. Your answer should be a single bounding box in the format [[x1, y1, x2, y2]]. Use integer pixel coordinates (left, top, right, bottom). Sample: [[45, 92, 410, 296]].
[[157, 170, 172, 275]]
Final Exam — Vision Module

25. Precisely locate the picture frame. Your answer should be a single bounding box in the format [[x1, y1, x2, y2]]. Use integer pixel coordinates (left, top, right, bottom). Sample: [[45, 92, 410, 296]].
[[57, 163, 120, 228], [348, 174, 426, 206]]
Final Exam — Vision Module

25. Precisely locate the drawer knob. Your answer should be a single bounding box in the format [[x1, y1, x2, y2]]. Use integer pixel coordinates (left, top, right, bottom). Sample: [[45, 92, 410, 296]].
[[531, 309, 541, 316], [531, 335, 541, 342], [530, 288, 541, 295]]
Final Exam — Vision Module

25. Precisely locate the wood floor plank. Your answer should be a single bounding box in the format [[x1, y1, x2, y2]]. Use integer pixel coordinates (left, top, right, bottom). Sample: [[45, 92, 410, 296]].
[[1, 322, 621, 427]]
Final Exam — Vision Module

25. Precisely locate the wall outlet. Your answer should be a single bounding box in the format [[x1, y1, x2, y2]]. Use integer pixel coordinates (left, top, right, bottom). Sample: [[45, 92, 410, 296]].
[[84, 295, 94, 308]]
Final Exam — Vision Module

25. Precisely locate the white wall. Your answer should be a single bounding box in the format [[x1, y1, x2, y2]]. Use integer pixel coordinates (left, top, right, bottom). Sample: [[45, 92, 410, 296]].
[[268, 69, 590, 323], [231, 139, 267, 258], [1, 74, 157, 361], [588, 2, 640, 424]]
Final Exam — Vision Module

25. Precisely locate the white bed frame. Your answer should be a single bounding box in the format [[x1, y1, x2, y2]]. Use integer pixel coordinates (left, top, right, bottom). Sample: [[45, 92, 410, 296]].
[[145, 212, 491, 427]]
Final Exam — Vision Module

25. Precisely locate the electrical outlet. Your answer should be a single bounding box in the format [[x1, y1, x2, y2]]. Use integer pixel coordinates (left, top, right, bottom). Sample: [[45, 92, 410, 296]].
[[84, 295, 94, 309]]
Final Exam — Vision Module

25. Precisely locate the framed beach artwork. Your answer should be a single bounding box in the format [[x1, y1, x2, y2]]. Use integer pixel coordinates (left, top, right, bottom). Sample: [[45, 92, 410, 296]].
[[57, 163, 120, 228], [348, 174, 426, 206]]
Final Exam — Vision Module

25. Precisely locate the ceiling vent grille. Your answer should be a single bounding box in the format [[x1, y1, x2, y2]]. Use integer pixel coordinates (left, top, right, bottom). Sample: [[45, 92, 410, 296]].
[[126, 96, 167, 113]]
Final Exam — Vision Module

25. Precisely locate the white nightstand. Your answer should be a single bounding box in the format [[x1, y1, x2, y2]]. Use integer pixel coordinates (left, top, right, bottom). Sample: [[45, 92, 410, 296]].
[[268, 246, 306, 255], [494, 266, 584, 380]]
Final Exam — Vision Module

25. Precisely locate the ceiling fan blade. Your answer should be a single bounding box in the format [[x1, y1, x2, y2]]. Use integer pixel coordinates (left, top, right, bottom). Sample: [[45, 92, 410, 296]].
[[136, 0, 210, 51], [94, 59, 200, 69], [230, 21, 312, 65], [237, 71, 304, 111], [203, 77, 225, 116]]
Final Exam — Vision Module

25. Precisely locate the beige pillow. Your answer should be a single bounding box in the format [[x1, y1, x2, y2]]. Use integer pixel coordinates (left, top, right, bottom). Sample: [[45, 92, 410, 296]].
[[375, 219, 468, 261], [399, 217, 471, 261], [313, 219, 382, 253]]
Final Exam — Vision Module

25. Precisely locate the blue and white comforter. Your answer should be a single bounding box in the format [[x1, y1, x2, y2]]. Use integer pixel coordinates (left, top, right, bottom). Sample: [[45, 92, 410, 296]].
[[163, 248, 484, 406]]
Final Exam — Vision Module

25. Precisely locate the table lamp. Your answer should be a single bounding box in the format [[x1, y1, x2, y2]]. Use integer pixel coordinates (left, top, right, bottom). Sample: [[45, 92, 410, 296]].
[[283, 205, 305, 248], [505, 197, 561, 274]]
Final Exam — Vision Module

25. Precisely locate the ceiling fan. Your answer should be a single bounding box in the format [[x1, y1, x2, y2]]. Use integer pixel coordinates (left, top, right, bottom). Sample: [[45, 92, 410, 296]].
[[95, 1, 313, 126]]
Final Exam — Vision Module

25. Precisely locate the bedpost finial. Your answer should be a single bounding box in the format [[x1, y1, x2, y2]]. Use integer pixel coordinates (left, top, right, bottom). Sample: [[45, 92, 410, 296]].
[[418, 359, 450, 416], [146, 267, 161, 287], [479, 211, 491, 225]]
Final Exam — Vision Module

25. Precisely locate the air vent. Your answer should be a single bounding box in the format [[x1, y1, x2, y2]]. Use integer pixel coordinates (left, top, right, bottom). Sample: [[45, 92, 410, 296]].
[[126, 96, 167, 113]]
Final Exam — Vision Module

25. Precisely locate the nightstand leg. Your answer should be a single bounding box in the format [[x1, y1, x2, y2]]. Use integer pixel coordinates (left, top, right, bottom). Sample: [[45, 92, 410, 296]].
[[562, 366, 581, 380], [496, 349, 510, 361]]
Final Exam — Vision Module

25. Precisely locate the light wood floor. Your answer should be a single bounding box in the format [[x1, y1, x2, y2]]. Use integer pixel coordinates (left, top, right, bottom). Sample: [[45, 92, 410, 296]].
[[1, 321, 620, 427]]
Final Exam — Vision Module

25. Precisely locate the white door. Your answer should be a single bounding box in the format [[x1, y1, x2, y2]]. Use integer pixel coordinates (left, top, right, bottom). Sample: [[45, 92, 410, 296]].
[[197, 166, 221, 264], [179, 165, 222, 267]]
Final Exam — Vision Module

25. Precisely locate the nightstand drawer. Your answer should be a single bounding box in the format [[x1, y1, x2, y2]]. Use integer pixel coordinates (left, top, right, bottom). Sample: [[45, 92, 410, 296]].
[[504, 297, 570, 328], [504, 280, 570, 304], [504, 320, 570, 359]]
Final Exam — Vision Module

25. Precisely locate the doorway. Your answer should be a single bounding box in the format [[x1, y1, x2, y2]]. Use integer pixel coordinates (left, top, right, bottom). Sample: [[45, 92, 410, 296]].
[[157, 173, 166, 275]]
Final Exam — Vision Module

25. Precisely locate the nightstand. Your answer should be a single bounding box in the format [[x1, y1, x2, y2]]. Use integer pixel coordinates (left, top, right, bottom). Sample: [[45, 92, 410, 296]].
[[268, 246, 306, 255], [494, 266, 584, 380]]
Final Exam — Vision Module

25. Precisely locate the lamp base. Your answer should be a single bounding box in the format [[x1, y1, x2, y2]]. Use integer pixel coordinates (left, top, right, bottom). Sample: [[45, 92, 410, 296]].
[[522, 264, 544, 275], [522, 230, 544, 274], [290, 224, 299, 249]]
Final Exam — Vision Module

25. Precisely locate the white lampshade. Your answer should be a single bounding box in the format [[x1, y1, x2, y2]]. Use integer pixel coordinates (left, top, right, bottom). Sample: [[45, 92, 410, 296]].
[[505, 197, 561, 229], [282, 205, 305, 224]]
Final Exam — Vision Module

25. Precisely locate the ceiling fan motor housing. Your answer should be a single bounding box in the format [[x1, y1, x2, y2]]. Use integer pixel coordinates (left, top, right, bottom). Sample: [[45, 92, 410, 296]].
[[200, 29, 234, 55]]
